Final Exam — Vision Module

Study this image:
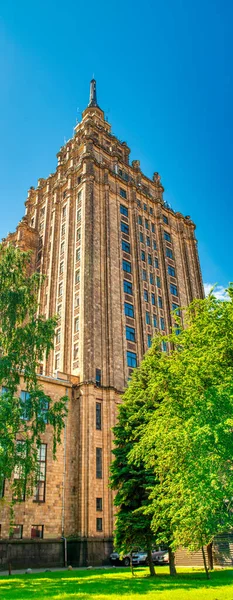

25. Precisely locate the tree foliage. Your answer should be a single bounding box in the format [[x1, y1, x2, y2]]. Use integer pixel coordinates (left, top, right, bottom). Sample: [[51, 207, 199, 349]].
[[129, 286, 233, 557], [112, 285, 233, 575], [0, 244, 67, 502]]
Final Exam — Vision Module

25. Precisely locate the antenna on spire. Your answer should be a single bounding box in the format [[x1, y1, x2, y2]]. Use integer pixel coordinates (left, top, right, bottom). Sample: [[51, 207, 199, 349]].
[[88, 78, 98, 108]]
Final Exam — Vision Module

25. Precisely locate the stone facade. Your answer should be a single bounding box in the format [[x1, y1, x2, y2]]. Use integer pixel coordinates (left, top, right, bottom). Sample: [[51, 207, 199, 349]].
[[0, 80, 204, 565]]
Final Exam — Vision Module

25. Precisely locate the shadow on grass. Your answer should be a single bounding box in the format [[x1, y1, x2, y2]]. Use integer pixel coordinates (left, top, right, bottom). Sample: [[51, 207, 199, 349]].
[[0, 567, 233, 599]]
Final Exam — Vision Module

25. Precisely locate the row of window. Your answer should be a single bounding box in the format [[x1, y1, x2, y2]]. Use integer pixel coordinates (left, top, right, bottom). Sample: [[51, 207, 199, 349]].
[[1, 388, 49, 424], [5, 514, 103, 538], [120, 201, 169, 225], [1, 442, 47, 503], [123, 277, 178, 298]]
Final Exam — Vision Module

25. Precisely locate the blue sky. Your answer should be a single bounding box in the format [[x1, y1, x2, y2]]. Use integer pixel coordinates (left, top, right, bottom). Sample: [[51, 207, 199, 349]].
[[0, 0, 232, 295]]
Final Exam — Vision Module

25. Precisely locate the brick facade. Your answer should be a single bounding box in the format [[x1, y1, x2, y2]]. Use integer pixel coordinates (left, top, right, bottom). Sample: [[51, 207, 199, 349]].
[[0, 80, 204, 565]]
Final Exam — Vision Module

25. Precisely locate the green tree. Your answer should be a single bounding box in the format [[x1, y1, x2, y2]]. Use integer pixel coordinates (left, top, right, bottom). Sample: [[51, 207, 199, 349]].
[[110, 347, 176, 576], [131, 287, 233, 577], [0, 244, 67, 504]]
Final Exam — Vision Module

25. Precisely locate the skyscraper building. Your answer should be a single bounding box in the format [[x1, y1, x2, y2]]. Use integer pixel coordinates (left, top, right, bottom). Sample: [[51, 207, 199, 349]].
[[0, 80, 204, 565]]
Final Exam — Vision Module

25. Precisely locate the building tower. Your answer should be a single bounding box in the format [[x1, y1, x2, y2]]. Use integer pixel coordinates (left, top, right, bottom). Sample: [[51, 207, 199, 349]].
[[1, 80, 204, 565]]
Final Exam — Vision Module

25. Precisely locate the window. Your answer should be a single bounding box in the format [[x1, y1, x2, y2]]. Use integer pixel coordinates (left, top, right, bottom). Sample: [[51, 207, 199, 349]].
[[153, 315, 157, 328], [34, 444, 47, 502], [144, 203, 147, 211], [146, 312, 150, 325], [148, 335, 152, 348], [77, 208, 81, 222], [96, 518, 103, 532], [141, 250, 145, 262], [31, 217, 35, 227], [127, 351, 137, 368], [150, 207, 153, 215], [142, 269, 146, 281], [10, 525, 23, 540], [163, 215, 168, 224], [57, 304, 62, 317], [145, 219, 149, 230], [122, 240, 130, 253], [56, 329, 61, 344], [124, 303, 134, 318], [75, 295, 79, 307], [96, 402, 102, 430], [59, 262, 64, 275], [76, 248, 81, 262], [151, 293, 155, 305], [75, 318, 79, 332], [160, 318, 165, 331], [170, 284, 178, 296], [61, 224, 66, 236], [40, 206, 45, 216], [120, 204, 128, 216], [121, 221, 129, 235], [96, 448, 102, 478], [150, 273, 154, 285], [162, 341, 167, 352], [60, 241, 65, 255], [140, 232, 144, 243], [0, 477, 4, 498], [168, 266, 175, 277], [13, 441, 26, 500], [172, 303, 180, 315], [58, 282, 63, 297], [166, 247, 173, 259], [124, 280, 133, 295], [77, 228, 81, 241], [153, 240, 157, 250], [144, 290, 148, 302], [148, 254, 152, 265], [138, 215, 142, 225], [1, 387, 8, 395], [96, 498, 102, 511], [151, 223, 155, 233], [120, 188, 127, 199], [37, 398, 49, 424], [63, 191, 67, 199], [175, 328, 181, 336], [137, 199, 141, 207], [146, 237, 150, 247], [96, 369, 101, 387], [154, 258, 159, 269], [75, 270, 80, 284], [156, 276, 161, 288], [55, 354, 60, 370], [62, 205, 66, 218], [73, 343, 79, 359], [126, 326, 135, 342], [122, 260, 131, 273], [20, 390, 31, 420], [31, 525, 43, 539], [77, 190, 82, 205], [164, 231, 171, 241], [158, 297, 163, 309]]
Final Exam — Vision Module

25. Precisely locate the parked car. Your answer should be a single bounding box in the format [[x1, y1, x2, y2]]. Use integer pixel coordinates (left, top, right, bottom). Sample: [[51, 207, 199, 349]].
[[109, 550, 147, 567], [110, 547, 169, 567], [151, 548, 169, 564]]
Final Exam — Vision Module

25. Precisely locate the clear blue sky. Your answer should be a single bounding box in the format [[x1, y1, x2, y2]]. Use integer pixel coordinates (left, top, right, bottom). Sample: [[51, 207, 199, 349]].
[[0, 0, 232, 294]]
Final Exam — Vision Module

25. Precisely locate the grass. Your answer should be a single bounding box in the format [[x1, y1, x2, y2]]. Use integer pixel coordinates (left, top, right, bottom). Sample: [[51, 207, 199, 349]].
[[0, 566, 233, 600]]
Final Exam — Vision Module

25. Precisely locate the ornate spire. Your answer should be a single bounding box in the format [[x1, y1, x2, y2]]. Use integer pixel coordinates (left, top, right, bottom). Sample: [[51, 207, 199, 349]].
[[88, 78, 98, 107]]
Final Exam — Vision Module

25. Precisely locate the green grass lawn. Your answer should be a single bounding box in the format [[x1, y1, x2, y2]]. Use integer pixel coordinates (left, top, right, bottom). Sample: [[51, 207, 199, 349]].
[[0, 566, 233, 600]]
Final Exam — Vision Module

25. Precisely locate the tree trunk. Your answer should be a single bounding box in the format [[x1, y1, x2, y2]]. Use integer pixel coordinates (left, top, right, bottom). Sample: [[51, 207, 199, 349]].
[[130, 551, 135, 577], [207, 542, 213, 570], [202, 545, 210, 579], [168, 547, 177, 576], [146, 544, 156, 577]]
